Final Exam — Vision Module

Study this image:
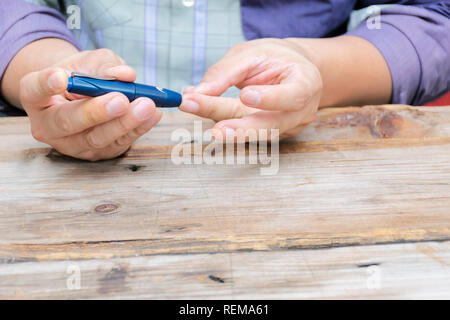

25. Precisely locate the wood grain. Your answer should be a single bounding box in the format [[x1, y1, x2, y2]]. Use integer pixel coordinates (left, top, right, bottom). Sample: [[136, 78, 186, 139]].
[[0, 241, 448, 299], [0, 105, 449, 299]]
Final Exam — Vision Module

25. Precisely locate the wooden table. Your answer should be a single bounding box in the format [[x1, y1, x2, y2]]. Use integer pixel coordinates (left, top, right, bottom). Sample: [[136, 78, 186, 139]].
[[0, 105, 449, 299]]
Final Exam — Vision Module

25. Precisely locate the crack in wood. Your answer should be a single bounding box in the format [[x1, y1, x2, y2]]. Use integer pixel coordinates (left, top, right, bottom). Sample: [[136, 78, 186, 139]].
[[1, 238, 449, 264]]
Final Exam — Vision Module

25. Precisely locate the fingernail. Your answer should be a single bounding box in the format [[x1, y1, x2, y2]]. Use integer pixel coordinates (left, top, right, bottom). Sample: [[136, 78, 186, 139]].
[[48, 71, 64, 90], [194, 82, 210, 93], [180, 100, 199, 113], [133, 101, 154, 120], [242, 90, 261, 106], [106, 96, 127, 115]]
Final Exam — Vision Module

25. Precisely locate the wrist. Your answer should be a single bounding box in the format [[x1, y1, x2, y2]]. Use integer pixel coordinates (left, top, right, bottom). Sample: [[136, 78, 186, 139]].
[[284, 38, 325, 72], [284, 36, 392, 108]]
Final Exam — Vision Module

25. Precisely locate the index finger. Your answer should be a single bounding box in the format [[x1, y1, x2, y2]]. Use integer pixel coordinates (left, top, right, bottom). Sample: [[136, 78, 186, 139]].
[[19, 67, 68, 109], [189, 49, 261, 96]]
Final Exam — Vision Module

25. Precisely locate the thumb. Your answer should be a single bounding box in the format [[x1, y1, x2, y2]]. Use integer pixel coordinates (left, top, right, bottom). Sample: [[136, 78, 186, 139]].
[[20, 67, 68, 109]]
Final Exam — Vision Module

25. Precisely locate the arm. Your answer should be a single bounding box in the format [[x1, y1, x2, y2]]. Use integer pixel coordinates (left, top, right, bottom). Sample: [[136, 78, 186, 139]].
[[180, 36, 393, 140], [180, 2, 449, 140], [0, 0, 80, 107], [347, 1, 450, 105], [285, 36, 393, 108]]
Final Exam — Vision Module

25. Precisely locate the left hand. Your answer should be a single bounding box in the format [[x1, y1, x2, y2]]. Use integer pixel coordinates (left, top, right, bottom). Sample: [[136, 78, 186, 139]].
[[19, 48, 162, 161], [180, 38, 323, 141]]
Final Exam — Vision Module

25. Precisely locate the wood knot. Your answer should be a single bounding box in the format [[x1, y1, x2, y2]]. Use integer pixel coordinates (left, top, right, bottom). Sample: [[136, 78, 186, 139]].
[[94, 203, 120, 215], [127, 164, 145, 172], [208, 275, 225, 283], [376, 112, 403, 138]]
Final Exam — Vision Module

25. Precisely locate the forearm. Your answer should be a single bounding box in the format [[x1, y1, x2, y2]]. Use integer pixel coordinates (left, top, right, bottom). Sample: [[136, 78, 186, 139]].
[[288, 36, 392, 108], [1, 38, 79, 107]]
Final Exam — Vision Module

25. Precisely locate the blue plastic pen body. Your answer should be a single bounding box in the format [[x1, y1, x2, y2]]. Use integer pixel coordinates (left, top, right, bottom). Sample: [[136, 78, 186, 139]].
[[67, 76, 182, 108]]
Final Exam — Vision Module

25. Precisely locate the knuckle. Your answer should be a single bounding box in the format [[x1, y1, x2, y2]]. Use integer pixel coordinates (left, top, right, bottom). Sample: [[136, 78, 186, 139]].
[[128, 128, 141, 139], [54, 109, 73, 135], [115, 134, 131, 147], [203, 104, 216, 119], [85, 131, 104, 149], [118, 116, 133, 133], [135, 124, 151, 136], [229, 43, 248, 54], [83, 102, 105, 126], [30, 126, 46, 142], [230, 102, 245, 118], [205, 65, 222, 78], [94, 48, 116, 59]]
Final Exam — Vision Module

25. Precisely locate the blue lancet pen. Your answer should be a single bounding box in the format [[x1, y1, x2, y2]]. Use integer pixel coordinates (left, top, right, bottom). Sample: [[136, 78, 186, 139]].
[[67, 72, 182, 108]]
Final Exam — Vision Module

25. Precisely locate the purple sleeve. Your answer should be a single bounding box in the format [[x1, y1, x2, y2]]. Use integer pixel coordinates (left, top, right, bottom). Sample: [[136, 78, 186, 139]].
[[347, 2, 450, 105], [0, 0, 80, 82]]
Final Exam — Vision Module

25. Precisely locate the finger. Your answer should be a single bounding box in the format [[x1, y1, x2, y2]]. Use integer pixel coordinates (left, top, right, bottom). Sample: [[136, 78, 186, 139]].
[[67, 98, 160, 151], [92, 49, 136, 81], [20, 67, 68, 109], [112, 113, 162, 148], [192, 51, 261, 96], [70, 49, 136, 82], [213, 109, 314, 142], [63, 110, 161, 160], [183, 86, 195, 94], [42, 92, 130, 138], [75, 146, 131, 162], [64, 64, 136, 102], [102, 65, 136, 82], [240, 82, 320, 112], [281, 124, 308, 139], [180, 93, 257, 122]]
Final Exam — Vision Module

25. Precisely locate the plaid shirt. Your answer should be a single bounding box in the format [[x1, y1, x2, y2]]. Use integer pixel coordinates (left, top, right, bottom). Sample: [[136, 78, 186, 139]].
[[29, 0, 246, 97], [0, 0, 448, 117]]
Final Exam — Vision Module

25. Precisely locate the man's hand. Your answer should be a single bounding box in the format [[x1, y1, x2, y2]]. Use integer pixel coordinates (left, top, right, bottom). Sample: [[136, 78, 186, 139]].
[[180, 36, 392, 141], [19, 49, 162, 161], [180, 39, 323, 140]]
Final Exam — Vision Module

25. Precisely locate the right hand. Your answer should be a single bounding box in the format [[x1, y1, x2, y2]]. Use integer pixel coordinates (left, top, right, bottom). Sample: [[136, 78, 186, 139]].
[[19, 49, 162, 161]]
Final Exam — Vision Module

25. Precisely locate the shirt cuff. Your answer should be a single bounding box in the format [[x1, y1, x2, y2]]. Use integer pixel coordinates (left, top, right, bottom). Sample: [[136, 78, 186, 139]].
[[346, 20, 421, 105], [0, 11, 80, 83]]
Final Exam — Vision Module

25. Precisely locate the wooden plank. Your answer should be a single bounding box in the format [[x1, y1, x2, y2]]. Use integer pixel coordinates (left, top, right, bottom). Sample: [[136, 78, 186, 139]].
[[0, 106, 449, 262], [0, 241, 448, 299], [1, 105, 450, 150]]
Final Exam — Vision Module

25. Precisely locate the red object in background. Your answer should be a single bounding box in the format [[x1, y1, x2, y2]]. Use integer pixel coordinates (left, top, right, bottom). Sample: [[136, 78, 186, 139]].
[[426, 91, 450, 106]]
